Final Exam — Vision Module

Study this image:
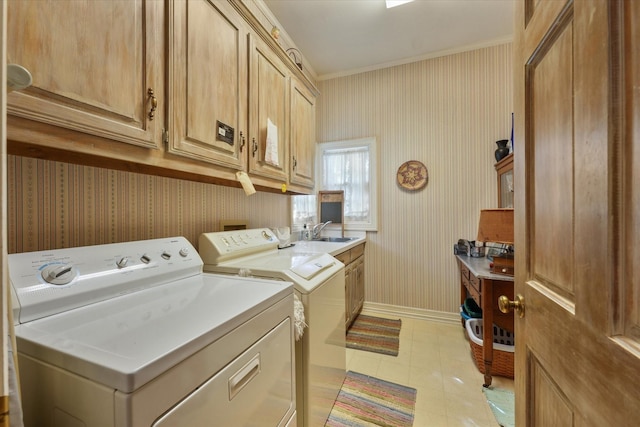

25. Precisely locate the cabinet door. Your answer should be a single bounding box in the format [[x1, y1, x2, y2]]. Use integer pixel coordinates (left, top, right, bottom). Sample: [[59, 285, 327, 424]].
[[352, 256, 365, 320], [248, 35, 289, 182], [7, 0, 163, 149], [168, 0, 247, 170], [344, 264, 353, 327], [495, 153, 514, 208], [289, 77, 316, 189]]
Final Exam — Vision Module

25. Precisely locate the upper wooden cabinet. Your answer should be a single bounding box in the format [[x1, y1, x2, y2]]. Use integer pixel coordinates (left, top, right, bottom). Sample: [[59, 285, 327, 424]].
[[289, 76, 316, 190], [6, 0, 318, 194], [247, 34, 289, 182], [168, 0, 248, 170], [7, 0, 164, 149]]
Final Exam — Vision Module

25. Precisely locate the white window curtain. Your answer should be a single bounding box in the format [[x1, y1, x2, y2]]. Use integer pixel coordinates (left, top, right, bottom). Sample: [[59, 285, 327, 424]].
[[321, 146, 370, 222], [292, 137, 377, 232], [291, 194, 317, 226]]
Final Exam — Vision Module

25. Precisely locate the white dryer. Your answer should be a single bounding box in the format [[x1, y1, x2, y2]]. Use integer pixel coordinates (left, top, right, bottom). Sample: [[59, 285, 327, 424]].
[[9, 237, 296, 427], [199, 229, 346, 427]]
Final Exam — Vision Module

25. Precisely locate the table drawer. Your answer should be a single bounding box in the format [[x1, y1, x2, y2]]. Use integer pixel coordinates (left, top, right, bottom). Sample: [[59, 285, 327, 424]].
[[459, 264, 470, 280], [469, 273, 481, 294], [466, 281, 481, 306], [461, 276, 479, 306]]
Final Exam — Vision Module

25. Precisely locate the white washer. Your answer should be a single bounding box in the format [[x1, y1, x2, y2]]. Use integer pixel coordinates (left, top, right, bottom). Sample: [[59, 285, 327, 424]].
[[199, 229, 346, 427], [9, 237, 296, 427]]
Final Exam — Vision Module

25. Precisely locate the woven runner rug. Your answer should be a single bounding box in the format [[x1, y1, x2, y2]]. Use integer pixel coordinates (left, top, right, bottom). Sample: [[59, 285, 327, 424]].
[[326, 371, 417, 427], [346, 315, 401, 356]]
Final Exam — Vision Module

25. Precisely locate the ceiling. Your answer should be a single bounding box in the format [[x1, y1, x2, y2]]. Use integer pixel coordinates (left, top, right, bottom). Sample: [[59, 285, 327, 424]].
[[263, 0, 515, 80]]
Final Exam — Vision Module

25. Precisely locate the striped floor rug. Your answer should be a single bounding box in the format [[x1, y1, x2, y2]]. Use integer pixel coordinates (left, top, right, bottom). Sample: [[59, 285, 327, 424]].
[[346, 315, 401, 356], [326, 371, 417, 427]]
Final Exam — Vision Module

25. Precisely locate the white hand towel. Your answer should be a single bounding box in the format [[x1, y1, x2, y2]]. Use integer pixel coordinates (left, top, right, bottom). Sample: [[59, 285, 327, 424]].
[[294, 294, 307, 341], [265, 118, 280, 166]]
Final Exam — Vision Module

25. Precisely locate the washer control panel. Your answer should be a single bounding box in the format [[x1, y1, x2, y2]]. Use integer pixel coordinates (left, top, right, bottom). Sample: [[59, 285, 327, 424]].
[[9, 237, 200, 324], [199, 228, 279, 264]]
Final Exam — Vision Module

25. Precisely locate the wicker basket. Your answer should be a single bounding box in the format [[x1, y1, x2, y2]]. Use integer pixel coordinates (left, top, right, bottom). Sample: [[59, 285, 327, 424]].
[[465, 318, 515, 379]]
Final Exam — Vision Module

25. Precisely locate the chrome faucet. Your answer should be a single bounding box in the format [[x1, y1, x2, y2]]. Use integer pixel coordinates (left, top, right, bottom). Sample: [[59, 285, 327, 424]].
[[311, 221, 332, 239]]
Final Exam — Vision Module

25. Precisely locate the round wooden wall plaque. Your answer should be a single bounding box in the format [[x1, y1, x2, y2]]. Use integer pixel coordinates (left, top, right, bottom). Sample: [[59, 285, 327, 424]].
[[396, 160, 428, 191]]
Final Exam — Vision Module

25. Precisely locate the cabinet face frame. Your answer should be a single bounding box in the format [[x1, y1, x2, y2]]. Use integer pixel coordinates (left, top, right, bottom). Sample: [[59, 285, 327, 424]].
[[495, 153, 514, 208]]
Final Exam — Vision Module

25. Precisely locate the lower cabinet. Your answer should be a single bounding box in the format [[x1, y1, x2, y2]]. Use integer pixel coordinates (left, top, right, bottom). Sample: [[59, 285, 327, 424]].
[[336, 243, 365, 328]]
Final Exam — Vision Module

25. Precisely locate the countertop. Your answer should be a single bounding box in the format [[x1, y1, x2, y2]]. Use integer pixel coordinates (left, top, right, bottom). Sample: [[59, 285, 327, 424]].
[[456, 255, 514, 282], [290, 237, 366, 256]]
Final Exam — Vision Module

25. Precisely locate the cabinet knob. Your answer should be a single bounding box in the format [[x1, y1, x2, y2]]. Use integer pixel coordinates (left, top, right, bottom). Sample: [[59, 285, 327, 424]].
[[498, 294, 525, 318]]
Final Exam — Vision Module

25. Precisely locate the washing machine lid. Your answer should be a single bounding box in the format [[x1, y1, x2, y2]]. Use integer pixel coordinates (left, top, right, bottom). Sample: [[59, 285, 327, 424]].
[[14, 273, 292, 393], [204, 252, 343, 293]]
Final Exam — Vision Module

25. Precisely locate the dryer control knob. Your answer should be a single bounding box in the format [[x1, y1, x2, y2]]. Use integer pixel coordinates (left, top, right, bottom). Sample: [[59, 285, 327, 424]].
[[41, 264, 77, 285], [116, 257, 129, 268], [179, 248, 189, 257]]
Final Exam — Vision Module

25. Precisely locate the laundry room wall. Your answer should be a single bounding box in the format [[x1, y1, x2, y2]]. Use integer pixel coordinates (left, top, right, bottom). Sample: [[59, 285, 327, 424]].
[[6, 155, 290, 253], [6, 43, 513, 318], [316, 42, 513, 316]]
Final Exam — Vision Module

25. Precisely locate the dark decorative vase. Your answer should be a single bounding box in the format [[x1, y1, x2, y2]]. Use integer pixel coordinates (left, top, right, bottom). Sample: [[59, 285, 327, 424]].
[[495, 139, 510, 162]]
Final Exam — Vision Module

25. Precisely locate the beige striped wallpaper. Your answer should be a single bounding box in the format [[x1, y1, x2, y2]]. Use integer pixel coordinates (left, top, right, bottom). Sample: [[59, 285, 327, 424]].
[[6, 42, 512, 317], [6, 156, 290, 253], [317, 43, 513, 314]]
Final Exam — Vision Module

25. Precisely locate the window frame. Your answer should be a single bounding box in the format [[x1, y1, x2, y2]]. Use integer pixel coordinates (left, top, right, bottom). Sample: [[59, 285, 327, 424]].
[[315, 136, 378, 231]]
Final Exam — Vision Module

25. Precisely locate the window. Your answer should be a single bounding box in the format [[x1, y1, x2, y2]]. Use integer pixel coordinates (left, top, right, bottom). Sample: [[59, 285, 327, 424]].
[[292, 137, 378, 231]]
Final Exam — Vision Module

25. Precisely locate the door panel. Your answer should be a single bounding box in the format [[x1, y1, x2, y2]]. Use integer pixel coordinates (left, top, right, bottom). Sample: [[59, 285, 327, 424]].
[[289, 77, 316, 189], [530, 358, 573, 426], [627, 0, 640, 340], [248, 34, 289, 181], [7, 0, 163, 149], [514, 0, 640, 425], [530, 16, 574, 296], [169, 0, 247, 169]]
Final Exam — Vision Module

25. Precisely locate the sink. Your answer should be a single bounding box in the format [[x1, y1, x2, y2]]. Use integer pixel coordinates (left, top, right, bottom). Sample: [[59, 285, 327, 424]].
[[312, 237, 357, 243]]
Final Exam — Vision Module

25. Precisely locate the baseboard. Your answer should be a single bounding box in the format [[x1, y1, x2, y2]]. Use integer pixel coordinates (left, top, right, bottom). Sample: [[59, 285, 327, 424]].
[[361, 302, 460, 325]]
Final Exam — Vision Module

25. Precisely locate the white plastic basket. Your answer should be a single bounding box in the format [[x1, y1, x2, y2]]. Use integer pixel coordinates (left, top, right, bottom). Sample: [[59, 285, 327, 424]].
[[465, 318, 514, 353]]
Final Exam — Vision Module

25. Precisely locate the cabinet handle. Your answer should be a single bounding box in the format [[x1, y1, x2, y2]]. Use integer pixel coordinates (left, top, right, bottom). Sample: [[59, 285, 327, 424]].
[[293, 156, 297, 170], [252, 137, 258, 157], [148, 88, 157, 121], [239, 131, 246, 152]]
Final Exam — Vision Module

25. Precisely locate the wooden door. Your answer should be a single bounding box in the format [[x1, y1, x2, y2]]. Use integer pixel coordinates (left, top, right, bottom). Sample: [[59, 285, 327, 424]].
[[289, 77, 316, 189], [513, 0, 640, 425], [168, 0, 247, 170], [1, 2, 9, 426], [248, 34, 289, 182], [6, 0, 163, 149]]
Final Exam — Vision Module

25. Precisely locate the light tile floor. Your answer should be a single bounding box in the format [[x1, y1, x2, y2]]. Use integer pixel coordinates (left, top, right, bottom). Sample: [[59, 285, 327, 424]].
[[346, 312, 515, 427]]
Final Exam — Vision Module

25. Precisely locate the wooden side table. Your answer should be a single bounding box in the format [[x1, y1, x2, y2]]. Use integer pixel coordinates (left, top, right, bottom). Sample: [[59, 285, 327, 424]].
[[456, 255, 514, 386]]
